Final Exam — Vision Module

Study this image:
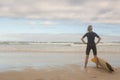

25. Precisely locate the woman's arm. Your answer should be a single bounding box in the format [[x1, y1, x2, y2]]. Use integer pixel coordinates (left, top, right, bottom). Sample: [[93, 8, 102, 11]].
[[96, 37, 101, 45], [81, 37, 87, 44]]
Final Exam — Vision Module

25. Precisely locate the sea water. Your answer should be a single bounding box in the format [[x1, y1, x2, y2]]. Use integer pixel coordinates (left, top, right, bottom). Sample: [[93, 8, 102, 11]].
[[0, 52, 119, 71]]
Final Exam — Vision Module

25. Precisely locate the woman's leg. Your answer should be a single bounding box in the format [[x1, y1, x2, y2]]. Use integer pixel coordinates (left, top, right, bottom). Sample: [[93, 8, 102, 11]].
[[94, 55, 98, 68], [84, 55, 89, 68], [92, 45, 98, 68]]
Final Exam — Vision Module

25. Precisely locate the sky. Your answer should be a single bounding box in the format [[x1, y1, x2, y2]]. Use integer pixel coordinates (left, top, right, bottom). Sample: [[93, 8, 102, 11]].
[[0, 0, 120, 36]]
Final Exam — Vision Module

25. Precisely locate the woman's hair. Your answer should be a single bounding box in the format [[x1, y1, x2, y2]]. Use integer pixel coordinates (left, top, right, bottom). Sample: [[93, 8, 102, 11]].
[[87, 25, 93, 32]]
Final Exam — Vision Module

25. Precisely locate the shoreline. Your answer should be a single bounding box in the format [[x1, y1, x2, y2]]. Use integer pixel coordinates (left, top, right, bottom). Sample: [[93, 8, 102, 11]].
[[0, 43, 119, 80], [0, 64, 120, 80]]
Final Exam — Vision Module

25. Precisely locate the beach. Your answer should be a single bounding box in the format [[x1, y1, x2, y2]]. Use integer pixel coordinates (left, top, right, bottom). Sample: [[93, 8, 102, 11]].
[[0, 65, 120, 80], [0, 42, 120, 80], [0, 0, 120, 79]]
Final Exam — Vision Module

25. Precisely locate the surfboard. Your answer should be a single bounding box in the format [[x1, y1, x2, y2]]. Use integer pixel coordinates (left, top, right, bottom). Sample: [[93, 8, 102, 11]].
[[91, 57, 114, 72]]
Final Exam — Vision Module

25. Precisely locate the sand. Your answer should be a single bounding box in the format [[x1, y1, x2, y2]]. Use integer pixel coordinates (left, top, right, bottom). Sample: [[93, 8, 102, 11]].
[[0, 65, 120, 80], [0, 43, 120, 80]]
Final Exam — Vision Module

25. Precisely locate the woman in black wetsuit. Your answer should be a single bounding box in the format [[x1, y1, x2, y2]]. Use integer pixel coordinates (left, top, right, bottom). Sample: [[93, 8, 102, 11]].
[[81, 25, 101, 68]]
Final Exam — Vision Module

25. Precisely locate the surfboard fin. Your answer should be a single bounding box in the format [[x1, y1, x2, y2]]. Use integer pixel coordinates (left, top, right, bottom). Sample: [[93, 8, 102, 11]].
[[106, 62, 114, 72]]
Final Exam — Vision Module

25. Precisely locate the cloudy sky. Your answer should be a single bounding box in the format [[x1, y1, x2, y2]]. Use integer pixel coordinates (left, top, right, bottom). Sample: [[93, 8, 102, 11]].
[[0, 0, 120, 35]]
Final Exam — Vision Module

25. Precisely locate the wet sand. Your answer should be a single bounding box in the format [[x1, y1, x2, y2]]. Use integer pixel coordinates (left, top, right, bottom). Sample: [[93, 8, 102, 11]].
[[0, 43, 120, 80], [0, 65, 120, 80]]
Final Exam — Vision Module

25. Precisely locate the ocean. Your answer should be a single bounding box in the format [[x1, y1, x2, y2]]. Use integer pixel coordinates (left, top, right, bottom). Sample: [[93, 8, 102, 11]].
[[0, 52, 119, 72]]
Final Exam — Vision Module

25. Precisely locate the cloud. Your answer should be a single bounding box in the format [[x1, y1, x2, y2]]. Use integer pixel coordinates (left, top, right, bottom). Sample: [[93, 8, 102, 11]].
[[26, 21, 61, 26], [0, 0, 119, 23], [0, 19, 61, 27]]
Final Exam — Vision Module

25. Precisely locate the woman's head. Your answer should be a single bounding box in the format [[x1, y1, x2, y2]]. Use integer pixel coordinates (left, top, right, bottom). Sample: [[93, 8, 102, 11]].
[[87, 25, 93, 32]]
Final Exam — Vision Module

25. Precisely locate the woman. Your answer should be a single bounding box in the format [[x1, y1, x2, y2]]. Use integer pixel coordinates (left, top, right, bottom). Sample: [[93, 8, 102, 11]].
[[81, 25, 101, 68]]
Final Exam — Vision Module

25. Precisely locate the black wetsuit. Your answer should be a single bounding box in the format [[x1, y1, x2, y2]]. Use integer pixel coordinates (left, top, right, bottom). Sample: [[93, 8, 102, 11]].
[[83, 32, 100, 55]]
